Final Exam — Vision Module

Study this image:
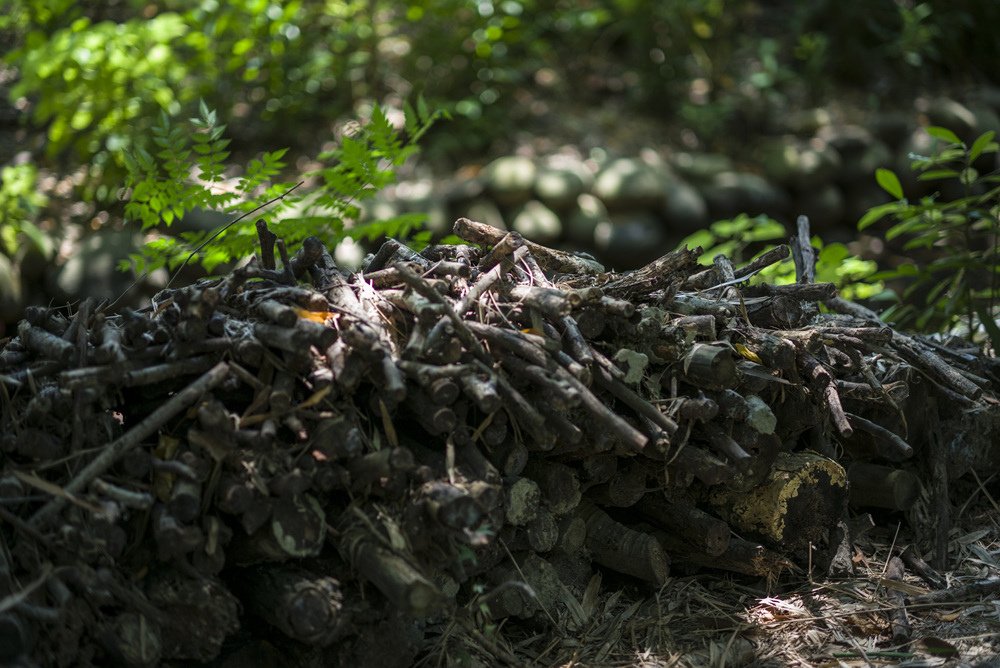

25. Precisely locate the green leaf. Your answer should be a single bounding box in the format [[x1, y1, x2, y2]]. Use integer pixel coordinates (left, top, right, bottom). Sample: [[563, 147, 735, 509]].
[[875, 168, 904, 199], [885, 217, 924, 240], [818, 242, 849, 265], [917, 169, 960, 181], [417, 95, 429, 123], [677, 229, 715, 255], [925, 126, 963, 145], [858, 202, 904, 230], [16, 221, 51, 256], [969, 130, 997, 162]]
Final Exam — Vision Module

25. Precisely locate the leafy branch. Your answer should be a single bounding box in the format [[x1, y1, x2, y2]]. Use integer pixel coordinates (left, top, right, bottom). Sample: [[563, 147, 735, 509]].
[[120, 98, 445, 276], [860, 125, 1000, 348]]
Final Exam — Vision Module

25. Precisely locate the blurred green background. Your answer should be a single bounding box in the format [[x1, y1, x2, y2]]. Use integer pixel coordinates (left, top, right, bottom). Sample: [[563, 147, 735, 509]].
[[1, 0, 999, 337]]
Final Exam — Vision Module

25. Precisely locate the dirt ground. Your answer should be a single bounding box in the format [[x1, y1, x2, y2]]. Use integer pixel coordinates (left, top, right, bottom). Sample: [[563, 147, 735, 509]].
[[423, 484, 1000, 668]]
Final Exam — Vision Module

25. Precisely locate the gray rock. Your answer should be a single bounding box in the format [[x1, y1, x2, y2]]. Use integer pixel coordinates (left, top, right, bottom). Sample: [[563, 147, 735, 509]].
[[818, 124, 874, 158], [662, 177, 708, 234], [793, 183, 845, 233], [785, 108, 833, 136], [358, 196, 400, 223], [461, 198, 506, 232], [701, 172, 790, 219], [565, 193, 607, 247], [972, 86, 1000, 116], [441, 173, 485, 203], [595, 212, 667, 269], [670, 152, 734, 184], [511, 200, 561, 244], [333, 237, 366, 272], [53, 228, 140, 301], [926, 97, 978, 142], [175, 207, 233, 234], [482, 155, 537, 207], [592, 157, 669, 210], [393, 180, 449, 235], [16, 227, 55, 282], [837, 140, 893, 186], [844, 182, 893, 227], [0, 252, 22, 324], [534, 155, 592, 210], [897, 129, 940, 197], [970, 105, 1000, 141], [759, 136, 842, 191], [870, 112, 912, 149]]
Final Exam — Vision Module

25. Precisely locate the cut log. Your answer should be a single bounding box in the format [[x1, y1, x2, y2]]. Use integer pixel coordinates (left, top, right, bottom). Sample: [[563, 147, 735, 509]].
[[708, 451, 848, 555]]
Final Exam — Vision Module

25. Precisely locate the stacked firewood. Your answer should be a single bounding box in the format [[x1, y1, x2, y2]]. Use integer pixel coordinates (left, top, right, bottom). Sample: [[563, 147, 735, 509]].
[[0, 216, 996, 666]]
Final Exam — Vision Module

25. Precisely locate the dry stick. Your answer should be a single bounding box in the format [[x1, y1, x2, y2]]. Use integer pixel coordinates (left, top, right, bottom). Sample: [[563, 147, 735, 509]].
[[394, 263, 490, 364], [927, 407, 951, 571], [899, 544, 946, 590], [893, 333, 983, 400], [63, 296, 95, 344], [30, 362, 231, 527], [558, 315, 595, 366], [712, 254, 740, 302], [907, 578, 1000, 605], [746, 282, 837, 301], [461, 245, 530, 315], [477, 230, 523, 272], [17, 321, 74, 363], [71, 298, 95, 455], [483, 362, 555, 449], [107, 182, 304, 310], [845, 413, 914, 461], [688, 244, 790, 290], [577, 500, 670, 585], [454, 217, 603, 275], [884, 556, 912, 643], [549, 360, 648, 452], [592, 364, 678, 437], [737, 243, 791, 278], [823, 294, 882, 323], [799, 351, 853, 438], [464, 321, 551, 367], [256, 218, 278, 269], [401, 241, 525, 360], [790, 214, 816, 284]]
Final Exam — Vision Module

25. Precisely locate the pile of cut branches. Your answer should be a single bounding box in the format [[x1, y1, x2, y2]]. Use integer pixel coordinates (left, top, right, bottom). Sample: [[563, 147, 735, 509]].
[[0, 216, 997, 666]]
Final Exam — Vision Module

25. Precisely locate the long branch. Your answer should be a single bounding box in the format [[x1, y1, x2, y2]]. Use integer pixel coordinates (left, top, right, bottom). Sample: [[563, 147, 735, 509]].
[[30, 362, 231, 527]]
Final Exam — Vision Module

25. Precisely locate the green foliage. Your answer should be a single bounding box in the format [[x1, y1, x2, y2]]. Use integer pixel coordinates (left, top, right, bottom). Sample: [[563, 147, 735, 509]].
[[0, 164, 50, 259], [8, 0, 1000, 169], [680, 214, 786, 267], [10, 11, 193, 161], [120, 100, 444, 275], [6, 0, 388, 192], [858, 127, 1000, 348], [677, 214, 885, 301]]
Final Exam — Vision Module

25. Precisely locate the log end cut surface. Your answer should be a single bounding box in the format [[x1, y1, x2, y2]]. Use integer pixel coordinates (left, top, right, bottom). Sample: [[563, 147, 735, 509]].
[[711, 451, 847, 555]]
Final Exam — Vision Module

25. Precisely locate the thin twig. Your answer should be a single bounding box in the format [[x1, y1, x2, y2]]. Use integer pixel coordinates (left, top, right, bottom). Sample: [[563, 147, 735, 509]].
[[29, 362, 230, 527], [108, 181, 305, 309]]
